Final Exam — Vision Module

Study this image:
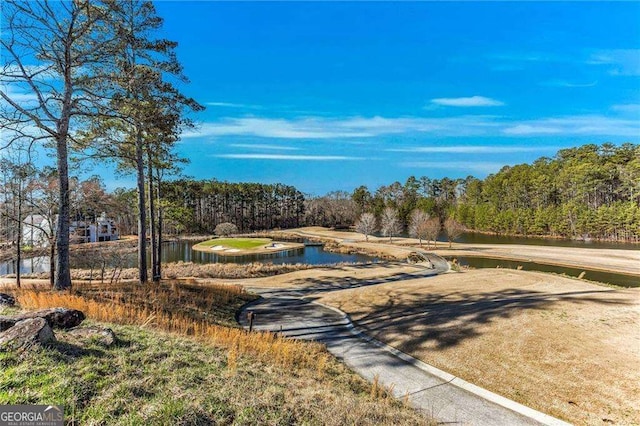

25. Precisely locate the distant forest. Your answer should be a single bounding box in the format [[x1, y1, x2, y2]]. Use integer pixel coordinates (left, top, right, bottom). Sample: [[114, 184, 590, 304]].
[[452, 143, 639, 241], [160, 180, 305, 233], [346, 143, 639, 242], [118, 143, 638, 242]]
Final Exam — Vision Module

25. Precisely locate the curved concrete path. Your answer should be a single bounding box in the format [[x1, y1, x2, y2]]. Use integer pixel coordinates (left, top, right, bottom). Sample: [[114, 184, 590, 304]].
[[239, 264, 569, 426]]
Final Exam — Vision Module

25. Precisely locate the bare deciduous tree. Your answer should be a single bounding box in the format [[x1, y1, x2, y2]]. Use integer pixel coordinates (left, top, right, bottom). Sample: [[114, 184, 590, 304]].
[[1, 0, 114, 290], [444, 217, 465, 248], [0, 145, 35, 288], [408, 209, 430, 247], [422, 218, 441, 249], [380, 207, 402, 242], [355, 212, 377, 241], [214, 222, 238, 237]]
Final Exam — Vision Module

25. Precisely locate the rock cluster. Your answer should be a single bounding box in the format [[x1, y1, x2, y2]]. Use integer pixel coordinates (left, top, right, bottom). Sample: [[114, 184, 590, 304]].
[[0, 304, 115, 350]]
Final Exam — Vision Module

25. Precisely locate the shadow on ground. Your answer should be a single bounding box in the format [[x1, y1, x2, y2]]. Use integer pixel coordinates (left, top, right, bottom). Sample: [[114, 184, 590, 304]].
[[331, 287, 629, 350], [254, 264, 632, 350]]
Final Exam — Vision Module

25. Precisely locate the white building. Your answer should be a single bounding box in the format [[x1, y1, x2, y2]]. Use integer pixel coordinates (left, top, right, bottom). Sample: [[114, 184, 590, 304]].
[[22, 214, 52, 247], [22, 212, 119, 247]]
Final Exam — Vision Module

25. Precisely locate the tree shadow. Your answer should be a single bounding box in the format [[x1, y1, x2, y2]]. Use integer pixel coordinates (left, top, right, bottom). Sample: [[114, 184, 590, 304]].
[[337, 287, 631, 350], [45, 340, 107, 363], [281, 265, 436, 296]]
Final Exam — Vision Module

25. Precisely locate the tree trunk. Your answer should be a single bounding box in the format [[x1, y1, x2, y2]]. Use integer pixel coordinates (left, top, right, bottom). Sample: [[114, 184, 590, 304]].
[[156, 169, 163, 281], [147, 153, 158, 283], [15, 182, 22, 288], [49, 240, 55, 288], [54, 134, 72, 290], [135, 130, 148, 284]]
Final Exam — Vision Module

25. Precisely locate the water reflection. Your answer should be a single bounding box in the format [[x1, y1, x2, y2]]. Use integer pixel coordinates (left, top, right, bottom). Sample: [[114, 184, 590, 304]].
[[0, 257, 50, 275], [160, 241, 376, 265]]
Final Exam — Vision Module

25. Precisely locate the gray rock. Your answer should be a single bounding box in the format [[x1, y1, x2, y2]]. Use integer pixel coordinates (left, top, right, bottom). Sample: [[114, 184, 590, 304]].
[[0, 318, 55, 350], [16, 308, 85, 329], [66, 326, 116, 347], [0, 316, 17, 332], [0, 293, 15, 306]]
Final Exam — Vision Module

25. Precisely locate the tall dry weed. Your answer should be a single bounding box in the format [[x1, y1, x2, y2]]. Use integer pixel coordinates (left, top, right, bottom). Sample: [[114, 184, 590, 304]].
[[14, 288, 329, 371]]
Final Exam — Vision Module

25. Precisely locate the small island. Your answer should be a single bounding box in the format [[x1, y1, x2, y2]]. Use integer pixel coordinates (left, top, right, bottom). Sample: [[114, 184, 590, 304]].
[[192, 238, 304, 256]]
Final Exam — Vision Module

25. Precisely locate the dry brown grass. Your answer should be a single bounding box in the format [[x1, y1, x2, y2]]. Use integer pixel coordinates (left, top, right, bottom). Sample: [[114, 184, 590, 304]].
[[14, 262, 320, 282], [317, 269, 640, 425], [12, 285, 333, 372]]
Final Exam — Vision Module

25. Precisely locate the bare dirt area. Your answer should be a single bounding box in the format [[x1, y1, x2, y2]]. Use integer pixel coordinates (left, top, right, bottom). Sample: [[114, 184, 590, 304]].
[[437, 243, 640, 277], [316, 269, 640, 425]]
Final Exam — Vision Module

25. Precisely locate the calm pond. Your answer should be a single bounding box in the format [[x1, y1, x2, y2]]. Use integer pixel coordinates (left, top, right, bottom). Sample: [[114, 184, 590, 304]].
[[0, 241, 377, 275]]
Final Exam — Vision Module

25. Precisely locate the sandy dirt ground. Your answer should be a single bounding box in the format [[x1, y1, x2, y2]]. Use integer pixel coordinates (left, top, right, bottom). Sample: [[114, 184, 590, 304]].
[[280, 227, 640, 277], [436, 243, 640, 276], [315, 269, 640, 425]]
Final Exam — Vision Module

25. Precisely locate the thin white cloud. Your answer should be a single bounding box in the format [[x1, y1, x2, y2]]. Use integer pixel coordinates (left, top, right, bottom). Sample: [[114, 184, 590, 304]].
[[215, 154, 364, 161], [541, 80, 598, 88], [430, 96, 504, 107], [400, 161, 507, 174], [503, 125, 562, 135], [611, 104, 640, 114], [183, 115, 502, 140], [386, 146, 552, 154], [206, 101, 262, 109], [503, 115, 640, 137], [587, 49, 640, 76], [183, 118, 373, 139], [1, 84, 40, 105], [229, 143, 299, 151], [183, 112, 640, 141]]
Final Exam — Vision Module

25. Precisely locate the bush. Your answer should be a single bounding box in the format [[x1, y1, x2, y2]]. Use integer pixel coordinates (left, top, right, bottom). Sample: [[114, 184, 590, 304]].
[[214, 222, 238, 236]]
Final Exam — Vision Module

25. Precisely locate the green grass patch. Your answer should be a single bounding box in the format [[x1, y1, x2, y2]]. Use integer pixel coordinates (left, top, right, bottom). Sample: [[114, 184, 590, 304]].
[[0, 323, 430, 425], [196, 238, 272, 250]]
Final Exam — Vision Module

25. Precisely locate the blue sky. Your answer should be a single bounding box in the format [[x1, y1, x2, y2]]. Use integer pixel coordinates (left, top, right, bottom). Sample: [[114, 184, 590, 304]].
[[14, 1, 640, 195]]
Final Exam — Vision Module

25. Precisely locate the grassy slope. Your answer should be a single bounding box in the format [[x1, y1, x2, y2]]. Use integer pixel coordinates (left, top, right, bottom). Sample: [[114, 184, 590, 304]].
[[196, 238, 271, 250], [0, 282, 430, 425], [0, 323, 427, 425]]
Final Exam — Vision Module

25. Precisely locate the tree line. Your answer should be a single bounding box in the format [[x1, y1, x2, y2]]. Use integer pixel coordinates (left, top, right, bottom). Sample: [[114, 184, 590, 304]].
[[160, 180, 305, 233], [342, 143, 639, 243], [453, 143, 639, 241]]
